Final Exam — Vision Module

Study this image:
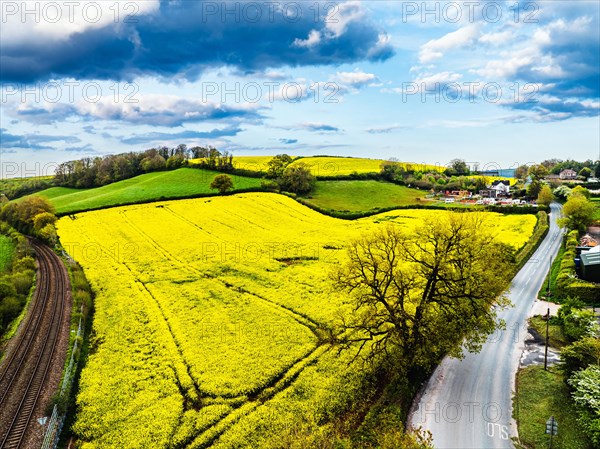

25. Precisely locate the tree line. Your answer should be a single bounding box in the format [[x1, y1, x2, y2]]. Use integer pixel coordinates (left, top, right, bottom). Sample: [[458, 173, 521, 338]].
[[515, 159, 600, 181], [0, 223, 36, 339], [54, 145, 234, 189]]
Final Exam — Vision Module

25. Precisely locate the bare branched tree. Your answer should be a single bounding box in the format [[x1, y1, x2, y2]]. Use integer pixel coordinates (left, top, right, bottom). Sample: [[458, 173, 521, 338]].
[[332, 213, 512, 376]]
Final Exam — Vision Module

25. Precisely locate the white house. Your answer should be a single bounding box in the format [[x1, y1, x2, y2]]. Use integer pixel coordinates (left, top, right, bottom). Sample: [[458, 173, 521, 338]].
[[490, 180, 510, 195], [559, 169, 578, 180]]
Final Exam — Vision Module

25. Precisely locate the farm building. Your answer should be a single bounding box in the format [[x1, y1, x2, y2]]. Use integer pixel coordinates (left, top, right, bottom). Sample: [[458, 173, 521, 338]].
[[579, 246, 600, 283]]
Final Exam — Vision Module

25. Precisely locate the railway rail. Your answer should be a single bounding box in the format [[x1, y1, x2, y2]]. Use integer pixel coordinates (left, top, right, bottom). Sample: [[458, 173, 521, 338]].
[[0, 241, 69, 449]]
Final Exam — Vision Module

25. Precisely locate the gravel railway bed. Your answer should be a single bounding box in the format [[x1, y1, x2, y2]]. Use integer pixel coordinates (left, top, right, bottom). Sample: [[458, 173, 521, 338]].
[[0, 241, 72, 449]]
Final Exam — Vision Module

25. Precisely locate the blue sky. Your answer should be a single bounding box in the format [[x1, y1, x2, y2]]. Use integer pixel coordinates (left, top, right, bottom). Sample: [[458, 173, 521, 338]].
[[1, 1, 599, 176]]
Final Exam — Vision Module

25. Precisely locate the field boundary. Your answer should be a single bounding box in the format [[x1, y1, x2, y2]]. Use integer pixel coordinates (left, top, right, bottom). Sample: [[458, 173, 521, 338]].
[[514, 211, 550, 274]]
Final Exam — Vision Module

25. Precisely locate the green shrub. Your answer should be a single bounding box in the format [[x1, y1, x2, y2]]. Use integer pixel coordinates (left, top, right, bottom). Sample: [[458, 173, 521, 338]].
[[569, 365, 600, 446], [555, 231, 600, 304], [10, 270, 34, 295], [563, 309, 599, 341], [12, 256, 35, 272], [561, 337, 600, 376]]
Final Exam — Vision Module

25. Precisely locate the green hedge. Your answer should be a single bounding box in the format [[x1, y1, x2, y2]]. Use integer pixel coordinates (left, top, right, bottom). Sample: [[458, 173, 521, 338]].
[[555, 230, 599, 304], [514, 211, 550, 273], [292, 197, 543, 220]]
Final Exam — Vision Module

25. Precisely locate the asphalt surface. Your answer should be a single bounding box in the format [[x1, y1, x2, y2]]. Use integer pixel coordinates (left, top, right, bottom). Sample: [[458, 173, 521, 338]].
[[409, 203, 564, 449]]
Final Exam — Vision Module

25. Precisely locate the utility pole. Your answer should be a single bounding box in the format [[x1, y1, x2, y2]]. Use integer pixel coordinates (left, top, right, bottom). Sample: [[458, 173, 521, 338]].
[[548, 256, 552, 296], [544, 307, 550, 371]]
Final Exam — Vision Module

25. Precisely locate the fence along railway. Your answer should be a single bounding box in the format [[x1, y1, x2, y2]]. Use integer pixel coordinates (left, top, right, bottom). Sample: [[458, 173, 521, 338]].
[[0, 241, 70, 449]]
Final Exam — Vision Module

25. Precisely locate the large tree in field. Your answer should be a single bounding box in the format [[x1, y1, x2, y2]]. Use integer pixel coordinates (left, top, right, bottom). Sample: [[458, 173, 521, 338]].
[[332, 213, 512, 376], [280, 163, 315, 194], [210, 174, 234, 194]]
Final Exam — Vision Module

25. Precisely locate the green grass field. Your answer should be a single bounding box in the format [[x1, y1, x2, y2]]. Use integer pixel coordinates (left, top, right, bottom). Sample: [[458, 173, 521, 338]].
[[0, 235, 15, 272], [590, 197, 600, 221], [27, 168, 263, 215], [300, 180, 426, 212], [515, 366, 592, 449], [529, 316, 571, 348]]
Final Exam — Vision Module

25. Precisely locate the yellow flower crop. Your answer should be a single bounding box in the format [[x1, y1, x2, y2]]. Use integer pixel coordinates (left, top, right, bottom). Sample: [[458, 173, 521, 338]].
[[56, 193, 536, 447], [289, 157, 444, 176]]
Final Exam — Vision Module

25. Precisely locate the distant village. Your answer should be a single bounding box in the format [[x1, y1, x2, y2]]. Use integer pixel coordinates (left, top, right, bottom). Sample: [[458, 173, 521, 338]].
[[433, 168, 597, 207]]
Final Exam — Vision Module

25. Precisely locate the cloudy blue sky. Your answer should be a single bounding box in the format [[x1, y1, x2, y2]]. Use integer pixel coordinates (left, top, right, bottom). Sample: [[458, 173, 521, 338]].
[[1, 0, 599, 176]]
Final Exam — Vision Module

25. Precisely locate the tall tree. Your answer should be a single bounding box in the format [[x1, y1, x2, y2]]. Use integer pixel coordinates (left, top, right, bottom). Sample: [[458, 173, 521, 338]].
[[280, 163, 315, 194], [267, 154, 294, 179], [537, 185, 554, 206], [528, 164, 548, 180], [515, 164, 529, 180], [558, 195, 596, 232], [579, 167, 592, 180], [527, 179, 543, 198], [332, 214, 512, 376], [446, 159, 469, 176]]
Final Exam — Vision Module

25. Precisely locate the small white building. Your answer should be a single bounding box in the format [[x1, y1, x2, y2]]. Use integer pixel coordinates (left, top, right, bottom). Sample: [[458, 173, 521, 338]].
[[559, 169, 578, 180]]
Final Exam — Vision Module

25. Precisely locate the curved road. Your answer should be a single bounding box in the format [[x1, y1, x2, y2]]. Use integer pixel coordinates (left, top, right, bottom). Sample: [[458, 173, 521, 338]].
[[409, 203, 564, 449]]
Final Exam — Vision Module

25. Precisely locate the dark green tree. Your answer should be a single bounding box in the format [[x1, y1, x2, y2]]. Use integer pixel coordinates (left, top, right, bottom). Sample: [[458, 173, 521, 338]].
[[210, 174, 234, 194], [267, 154, 294, 179], [280, 163, 315, 194]]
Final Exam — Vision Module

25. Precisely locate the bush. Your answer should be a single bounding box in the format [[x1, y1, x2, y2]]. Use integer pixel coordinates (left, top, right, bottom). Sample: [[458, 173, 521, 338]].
[[569, 365, 600, 446], [12, 256, 35, 272], [514, 212, 549, 272], [555, 231, 600, 305], [556, 297, 599, 341], [563, 309, 599, 341], [0, 296, 22, 332], [11, 270, 34, 295], [561, 337, 600, 376]]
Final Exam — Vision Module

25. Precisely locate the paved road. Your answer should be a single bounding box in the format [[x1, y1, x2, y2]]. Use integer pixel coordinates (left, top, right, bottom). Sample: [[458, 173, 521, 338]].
[[409, 203, 564, 449]]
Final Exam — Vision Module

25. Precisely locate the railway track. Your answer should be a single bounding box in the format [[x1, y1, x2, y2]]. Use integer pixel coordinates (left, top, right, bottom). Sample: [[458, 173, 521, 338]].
[[0, 241, 69, 449]]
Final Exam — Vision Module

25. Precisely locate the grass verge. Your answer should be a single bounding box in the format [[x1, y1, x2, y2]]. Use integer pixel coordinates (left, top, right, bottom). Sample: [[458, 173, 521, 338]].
[[538, 242, 566, 299], [514, 365, 593, 449], [529, 316, 570, 349]]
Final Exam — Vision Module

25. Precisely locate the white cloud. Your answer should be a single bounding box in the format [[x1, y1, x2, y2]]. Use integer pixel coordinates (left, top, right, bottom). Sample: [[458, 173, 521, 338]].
[[335, 70, 378, 88], [479, 30, 514, 46], [475, 17, 593, 79], [14, 94, 263, 127], [293, 1, 369, 49], [0, 1, 160, 46], [325, 1, 365, 38], [365, 124, 403, 134], [419, 24, 481, 63], [293, 29, 321, 48]]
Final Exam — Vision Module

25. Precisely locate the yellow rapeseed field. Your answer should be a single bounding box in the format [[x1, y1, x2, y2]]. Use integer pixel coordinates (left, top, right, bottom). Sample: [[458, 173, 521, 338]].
[[56, 193, 536, 448], [289, 156, 444, 176], [192, 155, 447, 176]]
